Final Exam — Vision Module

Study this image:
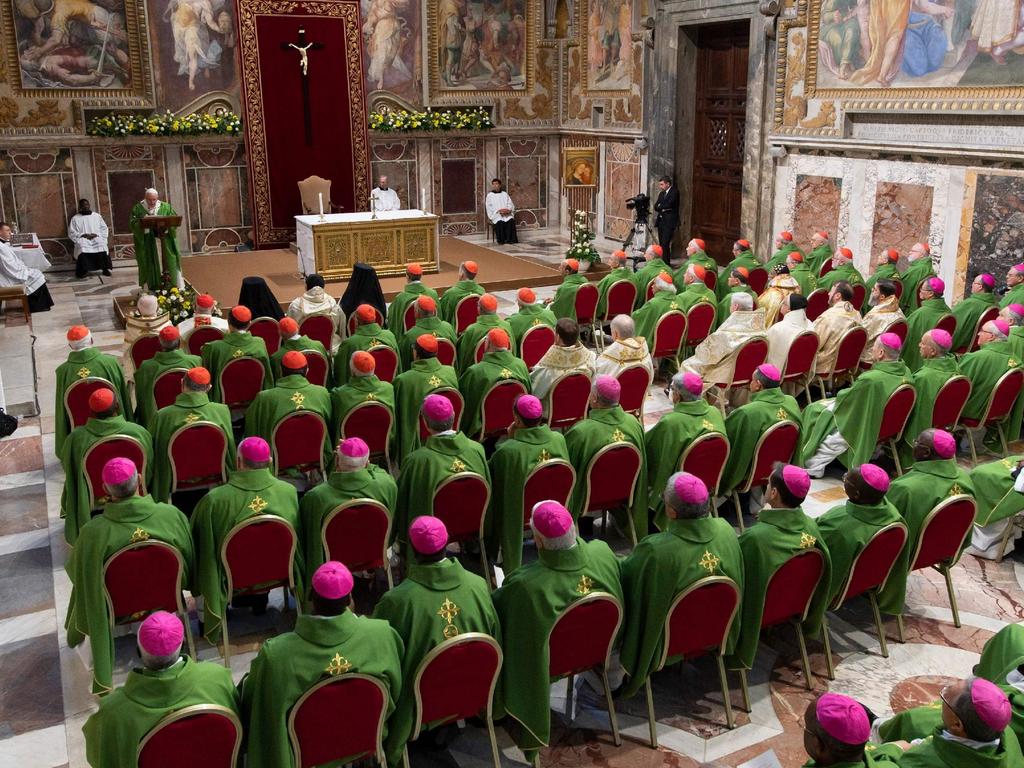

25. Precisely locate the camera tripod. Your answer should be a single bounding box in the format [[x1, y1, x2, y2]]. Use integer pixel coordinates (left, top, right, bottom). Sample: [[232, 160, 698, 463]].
[[622, 217, 650, 272]]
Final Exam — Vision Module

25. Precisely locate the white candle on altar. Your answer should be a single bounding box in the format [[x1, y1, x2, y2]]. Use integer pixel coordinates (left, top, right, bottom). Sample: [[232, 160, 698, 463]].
[[318, 192, 324, 216], [421, 187, 427, 211]]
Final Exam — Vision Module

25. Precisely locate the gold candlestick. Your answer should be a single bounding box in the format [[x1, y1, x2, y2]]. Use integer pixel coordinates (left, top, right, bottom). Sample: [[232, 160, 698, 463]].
[[369, 195, 377, 220]]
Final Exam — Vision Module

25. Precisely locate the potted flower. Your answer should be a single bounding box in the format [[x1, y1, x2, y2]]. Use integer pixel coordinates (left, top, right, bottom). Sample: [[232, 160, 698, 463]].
[[566, 209, 600, 272]]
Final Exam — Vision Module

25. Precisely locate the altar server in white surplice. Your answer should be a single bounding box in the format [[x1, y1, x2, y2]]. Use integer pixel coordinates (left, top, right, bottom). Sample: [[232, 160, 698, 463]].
[[485, 178, 518, 245], [68, 199, 112, 278], [371, 175, 401, 212], [0, 221, 53, 312]]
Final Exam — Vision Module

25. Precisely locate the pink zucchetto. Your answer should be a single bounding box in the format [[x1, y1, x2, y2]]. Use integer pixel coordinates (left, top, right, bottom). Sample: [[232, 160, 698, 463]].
[[682, 372, 703, 395], [238, 437, 271, 464], [422, 393, 454, 422], [816, 693, 870, 745], [673, 472, 709, 504], [859, 463, 890, 493], [879, 332, 902, 352], [1014, 264, 1024, 275], [409, 516, 448, 555], [532, 501, 573, 538], [102, 457, 137, 486], [339, 437, 369, 458], [971, 678, 1013, 733], [594, 374, 621, 402], [927, 277, 945, 294], [1010, 303, 1024, 316], [138, 611, 184, 657], [515, 394, 544, 420], [781, 464, 811, 499], [979, 273, 996, 289], [931, 429, 957, 459], [927, 329, 953, 350], [312, 561, 354, 600], [992, 319, 1011, 337], [757, 364, 781, 382]]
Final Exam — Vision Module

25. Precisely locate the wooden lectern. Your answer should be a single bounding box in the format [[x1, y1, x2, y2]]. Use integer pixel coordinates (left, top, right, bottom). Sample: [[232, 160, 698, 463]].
[[140, 215, 182, 277]]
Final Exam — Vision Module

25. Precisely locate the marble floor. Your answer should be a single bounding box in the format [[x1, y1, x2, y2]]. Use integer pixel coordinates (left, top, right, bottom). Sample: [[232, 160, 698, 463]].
[[1, 229, 1023, 768]]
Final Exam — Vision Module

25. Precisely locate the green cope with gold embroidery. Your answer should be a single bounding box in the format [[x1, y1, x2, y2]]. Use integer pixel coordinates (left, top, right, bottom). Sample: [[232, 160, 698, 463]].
[[595, 267, 636, 318], [721, 388, 802, 499], [959, 339, 1024, 444], [329, 374, 395, 446], [549, 273, 590, 321], [386, 282, 439, 336], [952, 291, 997, 352], [901, 356, 961, 468], [633, 291, 685, 351], [437, 279, 484, 324], [900, 258, 937, 314], [398, 316, 456, 369], [455, 314, 515, 373], [505, 303, 558, 354], [270, 334, 328, 380]]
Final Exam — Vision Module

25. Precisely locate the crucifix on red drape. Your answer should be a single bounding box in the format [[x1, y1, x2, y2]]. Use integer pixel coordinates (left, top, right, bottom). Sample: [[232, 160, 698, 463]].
[[282, 27, 324, 146]]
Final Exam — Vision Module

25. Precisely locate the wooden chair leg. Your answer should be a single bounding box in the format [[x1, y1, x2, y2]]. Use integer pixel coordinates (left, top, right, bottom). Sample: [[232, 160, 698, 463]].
[[645, 678, 658, 748], [868, 591, 889, 658], [940, 563, 961, 628], [601, 667, 622, 746], [715, 654, 736, 729], [821, 615, 835, 680], [793, 619, 813, 690]]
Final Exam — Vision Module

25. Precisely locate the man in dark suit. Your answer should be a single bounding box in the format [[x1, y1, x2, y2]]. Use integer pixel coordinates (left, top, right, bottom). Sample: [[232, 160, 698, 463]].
[[653, 175, 679, 259]]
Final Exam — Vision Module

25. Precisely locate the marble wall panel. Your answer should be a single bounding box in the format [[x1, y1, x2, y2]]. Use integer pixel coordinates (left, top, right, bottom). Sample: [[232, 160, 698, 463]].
[[184, 143, 248, 253], [371, 140, 420, 210], [603, 140, 640, 241], [434, 138, 484, 235], [92, 146, 169, 260], [957, 171, 1024, 298], [870, 181, 934, 274], [792, 174, 841, 252], [500, 137, 547, 228], [0, 150, 78, 264]]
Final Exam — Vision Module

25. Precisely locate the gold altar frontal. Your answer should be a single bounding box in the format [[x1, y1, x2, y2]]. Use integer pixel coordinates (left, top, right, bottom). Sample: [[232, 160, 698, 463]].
[[294, 210, 440, 281]]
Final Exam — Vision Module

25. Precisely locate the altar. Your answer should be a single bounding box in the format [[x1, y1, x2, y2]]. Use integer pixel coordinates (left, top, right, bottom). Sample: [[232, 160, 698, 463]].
[[294, 210, 440, 281]]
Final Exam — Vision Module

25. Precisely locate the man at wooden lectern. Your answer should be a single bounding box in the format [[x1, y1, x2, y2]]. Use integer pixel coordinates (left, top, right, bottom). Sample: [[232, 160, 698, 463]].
[[129, 188, 183, 291]]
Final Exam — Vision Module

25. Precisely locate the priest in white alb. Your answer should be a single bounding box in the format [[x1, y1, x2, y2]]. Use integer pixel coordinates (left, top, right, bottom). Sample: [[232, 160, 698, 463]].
[[68, 199, 111, 279], [370, 175, 401, 212], [0, 221, 53, 312], [680, 292, 766, 393], [485, 178, 517, 244]]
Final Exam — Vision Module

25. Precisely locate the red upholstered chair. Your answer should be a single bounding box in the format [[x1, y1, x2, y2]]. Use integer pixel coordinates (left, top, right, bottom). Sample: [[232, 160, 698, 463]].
[[138, 705, 242, 768], [959, 368, 1024, 463], [643, 577, 744, 745], [83, 435, 147, 511], [402, 303, 417, 332], [369, 346, 399, 383], [616, 364, 652, 418], [851, 283, 867, 311], [885, 319, 909, 343], [760, 548, 827, 689], [65, 378, 116, 431], [301, 349, 330, 387], [821, 523, 909, 679], [545, 372, 592, 431], [813, 326, 867, 398], [930, 375, 972, 432], [747, 268, 768, 295], [907, 495, 976, 627], [709, 338, 769, 415], [650, 311, 687, 366], [955, 307, 1000, 355], [418, 388, 464, 440], [818, 259, 833, 278], [934, 314, 957, 336], [168, 422, 228, 494], [679, 432, 731, 499], [684, 302, 716, 353], [729, 421, 800, 531], [219, 357, 265, 414], [547, 593, 623, 746], [130, 334, 162, 370], [474, 338, 487, 365], [603, 280, 638, 322], [436, 338, 457, 367], [408, 634, 503, 768], [892, 280, 904, 302], [454, 296, 480, 335], [340, 401, 393, 466], [249, 317, 280, 355], [874, 384, 916, 475], [299, 315, 335, 350], [522, 459, 576, 532], [288, 674, 389, 768], [348, 308, 385, 336], [153, 368, 188, 412], [574, 283, 600, 341], [781, 331, 819, 400], [272, 411, 328, 476], [703, 269, 718, 291], [804, 290, 830, 322], [477, 380, 528, 441], [520, 325, 556, 370], [645, 279, 657, 302], [220, 515, 298, 664], [103, 540, 196, 660], [184, 325, 224, 356], [580, 442, 642, 545], [323, 499, 393, 589], [433, 472, 492, 586]]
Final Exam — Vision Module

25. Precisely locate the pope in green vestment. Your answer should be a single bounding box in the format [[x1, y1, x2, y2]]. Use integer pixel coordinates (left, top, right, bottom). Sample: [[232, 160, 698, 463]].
[[190, 441, 302, 643], [270, 332, 328, 381], [487, 396, 569, 572], [392, 339, 461, 464], [398, 300, 457, 369], [200, 313, 273, 402], [239, 571, 404, 768], [805, 235, 832, 278], [900, 251, 937, 314], [492, 506, 623, 757], [129, 196, 182, 291], [596, 256, 637, 318], [55, 336, 132, 456], [960, 334, 1024, 443], [460, 336, 531, 440], [718, 246, 761, 300], [633, 250, 672, 305], [332, 308, 399, 386], [329, 353, 396, 446], [633, 282, 685, 351], [455, 300, 514, 372], [133, 344, 202, 428], [548, 266, 590, 321], [506, 291, 557, 353], [1002, 267, 1024, 310], [619, 472, 743, 697], [953, 278, 999, 352], [437, 264, 485, 324], [901, 339, 960, 467], [566, 379, 648, 542], [818, 258, 866, 294], [386, 271, 439, 336]]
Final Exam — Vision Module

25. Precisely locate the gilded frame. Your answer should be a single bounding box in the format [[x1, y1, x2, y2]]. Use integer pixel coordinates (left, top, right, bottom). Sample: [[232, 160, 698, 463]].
[[562, 146, 599, 188], [576, 0, 636, 97]]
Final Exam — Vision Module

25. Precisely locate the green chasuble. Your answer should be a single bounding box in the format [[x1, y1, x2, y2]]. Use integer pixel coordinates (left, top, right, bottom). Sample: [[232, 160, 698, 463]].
[[645, 399, 726, 530], [392, 358, 460, 464], [395, 432, 489, 546], [65, 495, 194, 695], [129, 200, 182, 291], [971, 456, 1024, 528], [727, 507, 831, 671], [619, 516, 743, 697], [634, 291, 685, 350], [900, 258, 937, 314], [506, 304, 558, 354], [597, 267, 637, 318], [806, 244, 832, 277], [566, 405, 648, 542], [455, 314, 514, 373], [978, 624, 1024, 683], [717, 286, 758, 326], [270, 335, 328, 380], [329, 374, 395, 445], [864, 264, 902, 304], [901, 356, 961, 466], [674, 281, 717, 312], [549, 274, 590, 321], [798, 360, 913, 469], [332, 323, 399, 386], [200, 331, 273, 402], [460, 350, 531, 439], [816, 499, 909, 613], [398, 316, 457, 369], [633, 258, 672, 306], [239, 611, 404, 768], [134, 349, 202, 426], [1010, 327, 1024, 362], [60, 415, 154, 545], [243, 375, 333, 469], [802, 752, 898, 768], [765, 245, 797, 274], [791, 264, 819, 298], [887, 458, 974, 555], [148, 391, 236, 502], [492, 539, 623, 754], [953, 292, 999, 351], [1003, 284, 1024, 310], [721, 389, 802, 496], [717, 252, 762, 300], [487, 425, 569, 573], [55, 348, 132, 456], [298, 465, 397, 590], [190, 468, 302, 643], [373, 558, 502, 767], [83, 658, 239, 768], [386, 282, 439, 336], [960, 341, 1024, 441], [438, 279, 485, 324], [684, 250, 718, 275], [818, 262, 866, 294], [874, 725, 1024, 768]]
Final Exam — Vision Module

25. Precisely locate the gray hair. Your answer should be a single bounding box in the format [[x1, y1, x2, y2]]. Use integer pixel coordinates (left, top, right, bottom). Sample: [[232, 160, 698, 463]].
[[670, 371, 699, 401], [663, 472, 710, 519], [530, 509, 577, 550], [183, 376, 210, 393], [144, 187, 159, 197], [140, 646, 181, 671], [610, 314, 634, 338], [105, 471, 140, 500], [424, 411, 455, 433], [1004, 306, 1024, 326], [416, 302, 436, 318], [159, 335, 179, 351], [876, 339, 901, 360], [653, 277, 676, 294], [731, 293, 754, 311], [984, 320, 1008, 340], [335, 449, 369, 472]]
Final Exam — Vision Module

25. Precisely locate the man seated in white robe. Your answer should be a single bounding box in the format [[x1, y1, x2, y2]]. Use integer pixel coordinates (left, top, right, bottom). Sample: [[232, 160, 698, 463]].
[[370, 175, 401, 212], [530, 317, 596, 400], [286, 273, 345, 351], [860, 279, 904, 365], [176, 293, 229, 337], [485, 178, 517, 245], [680, 292, 766, 394], [812, 281, 864, 375], [0, 221, 53, 312], [766, 294, 813, 370], [68, 198, 111, 278], [595, 314, 654, 380]]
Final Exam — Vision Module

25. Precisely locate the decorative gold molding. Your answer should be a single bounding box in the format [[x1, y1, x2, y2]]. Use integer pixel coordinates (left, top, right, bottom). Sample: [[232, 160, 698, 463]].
[[309, 215, 440, 280], [576, 0, 635, 97]]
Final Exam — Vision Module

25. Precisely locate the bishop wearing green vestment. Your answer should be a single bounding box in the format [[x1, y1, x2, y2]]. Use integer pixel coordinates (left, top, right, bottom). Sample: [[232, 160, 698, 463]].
[[596, 251, 637, 318], [953, 274, 999, 352], [386, 263, 438, 336], [728, 464, 831, 671], [619, 472, 743, 697], [329, 350, 395, 446], [56, 325, 132, 456], [397, 295, 456, 369], [718, 240, 761, 300], [863, 249, 903, 313], [967, 456, 1024, 560], [66, 459, 193, 695], [960, 320, 1024, 444], [190, 438, 302, 644], [129, 190, 182, 291], [632, 244, 671, 306], [270, 316, 328, 380], [492, 502, 623, 759], [132, 326, 201, 428], [83, 612, 240, 768], [487, 394, 569, 573], [239, 562, 404, 768], [373, 516, 502, 767], [455, 293, 513, 372], [805, 231, 833, 278], [332, 304, 399, 386], [900, 330, 959, 467], [547, 259, 590, 321], [633, 273, 684, 351], [1002, 305, 1024, 361], [392, 335, 460, 464], [903, 278, 954, 371], [506, 287, 557, 354], [817, 248, 866, 295], [803, 692, 896, 768], [437, 260, 485, 324], [460, 328, 531, 440], [200, 306, 273, 402], [60, 388, 153, 545], [1002, 265, 1024, 310], [899, 244, 936, 314]]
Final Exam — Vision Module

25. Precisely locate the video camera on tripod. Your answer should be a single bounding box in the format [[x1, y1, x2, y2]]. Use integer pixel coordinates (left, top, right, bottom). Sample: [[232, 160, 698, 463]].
[[622, 193, 651, 270]]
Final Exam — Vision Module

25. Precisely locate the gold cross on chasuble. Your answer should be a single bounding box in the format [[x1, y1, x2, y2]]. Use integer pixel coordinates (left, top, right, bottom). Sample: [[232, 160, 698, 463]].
[[611, 429, 626, 442], [698, 550, 720, 574], [536, 449, 552, 464], [437, 597, 461, 638], [701, 419, 715, 430], [799, 532, 817, 549], [948, 483, 963, 497], [499, 368, 512, 379], [184, 412, 200, 424], [231, 349, 244, 358], [248, 495, 268, 513], [449, 458, 466, 472], [291, 391, 305, 409], [776, 408, 788, 420], [365, 392, 378, 401], [575, 574, 594, 595], [326, 652, 352, 676], [130, 527, 150, 543], [1010, 358, 1019, 368], [428, 376, 442, 387], [76, 367, 90, 378], [368, 338, 382, 348]]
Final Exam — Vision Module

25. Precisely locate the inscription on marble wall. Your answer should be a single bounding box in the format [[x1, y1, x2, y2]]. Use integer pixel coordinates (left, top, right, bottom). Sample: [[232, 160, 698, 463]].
[[849, 119, 1024, 150]]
